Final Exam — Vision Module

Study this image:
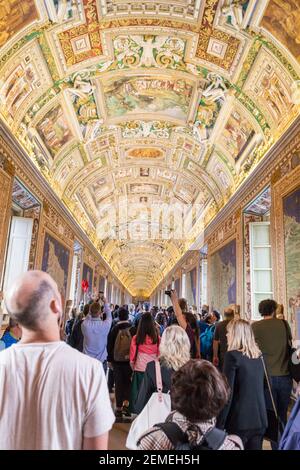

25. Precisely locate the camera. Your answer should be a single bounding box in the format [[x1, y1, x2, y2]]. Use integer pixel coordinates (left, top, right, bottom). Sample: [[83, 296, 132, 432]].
[[165, 290, 172, 296]]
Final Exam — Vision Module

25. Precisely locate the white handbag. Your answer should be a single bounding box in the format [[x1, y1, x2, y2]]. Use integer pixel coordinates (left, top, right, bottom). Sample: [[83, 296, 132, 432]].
[[126, 361, 171, 450]]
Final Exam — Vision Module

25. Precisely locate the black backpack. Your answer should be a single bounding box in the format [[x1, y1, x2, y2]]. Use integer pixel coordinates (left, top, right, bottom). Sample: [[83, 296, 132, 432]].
[[152, 422, 227, 450]]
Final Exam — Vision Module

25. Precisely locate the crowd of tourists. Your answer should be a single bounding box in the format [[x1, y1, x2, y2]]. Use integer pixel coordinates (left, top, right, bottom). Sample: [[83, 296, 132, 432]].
[[0, 270, 300, 450]]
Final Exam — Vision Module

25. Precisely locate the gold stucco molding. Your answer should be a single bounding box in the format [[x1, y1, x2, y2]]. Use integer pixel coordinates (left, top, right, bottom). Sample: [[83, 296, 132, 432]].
[[0, 168, 13, 280]]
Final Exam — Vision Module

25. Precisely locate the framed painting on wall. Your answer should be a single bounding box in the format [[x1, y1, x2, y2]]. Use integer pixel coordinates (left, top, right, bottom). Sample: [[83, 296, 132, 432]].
[[41, 232, 70, 307], [209, 238, 237, 315], [174, 278, 181, 297], [283, 186, 300, 325], [99, 276, 105, 293], [186, 268, 197, 306], [106, 282, 112, 303], [272, 165, 300, 335]]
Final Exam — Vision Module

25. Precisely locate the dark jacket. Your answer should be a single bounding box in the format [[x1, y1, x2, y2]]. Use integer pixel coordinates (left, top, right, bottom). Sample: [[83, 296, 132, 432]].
[[69, 318, 84, 351], [65, 318, 75, 341], [134, 359, 173, 414], [107, 321, 134, 364], [217, 350, 268, 432]]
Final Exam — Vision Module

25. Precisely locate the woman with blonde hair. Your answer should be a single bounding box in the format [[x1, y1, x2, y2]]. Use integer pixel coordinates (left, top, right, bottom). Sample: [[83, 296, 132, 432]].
[[133, 325, 190, 413], [276, 303, 285, 320], [217, 319, 268, 450]]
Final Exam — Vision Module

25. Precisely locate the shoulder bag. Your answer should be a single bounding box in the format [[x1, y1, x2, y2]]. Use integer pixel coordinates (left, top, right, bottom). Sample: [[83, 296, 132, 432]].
[[282, 320, 300, 383], [126, 361, 171, 450]]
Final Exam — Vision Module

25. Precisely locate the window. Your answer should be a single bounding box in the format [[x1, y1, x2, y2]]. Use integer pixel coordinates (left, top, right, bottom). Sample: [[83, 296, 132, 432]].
[[250, 222, 273, 320]]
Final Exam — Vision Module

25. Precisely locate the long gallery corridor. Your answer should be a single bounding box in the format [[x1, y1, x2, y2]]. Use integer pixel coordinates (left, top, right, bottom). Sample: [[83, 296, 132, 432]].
[[0, 0, 300, 456]]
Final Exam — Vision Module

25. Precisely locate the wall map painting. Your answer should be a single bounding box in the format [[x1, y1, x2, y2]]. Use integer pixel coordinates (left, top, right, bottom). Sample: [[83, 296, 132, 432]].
[[210, 239, 236, 314], [283, 187, 300, 324], [42, 232, 70, 307]]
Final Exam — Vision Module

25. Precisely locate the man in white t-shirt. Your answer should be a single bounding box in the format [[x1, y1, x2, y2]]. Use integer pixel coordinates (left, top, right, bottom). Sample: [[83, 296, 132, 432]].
[[0, 270, 115, 450]]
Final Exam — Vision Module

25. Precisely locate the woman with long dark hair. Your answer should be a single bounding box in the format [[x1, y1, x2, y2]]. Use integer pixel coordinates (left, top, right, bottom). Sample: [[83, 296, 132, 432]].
[[129, 312, 160, 411]]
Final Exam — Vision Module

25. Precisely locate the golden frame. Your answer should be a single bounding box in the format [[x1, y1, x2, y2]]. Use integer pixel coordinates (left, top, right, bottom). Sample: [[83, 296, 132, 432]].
[[271, 164, 300, 329]]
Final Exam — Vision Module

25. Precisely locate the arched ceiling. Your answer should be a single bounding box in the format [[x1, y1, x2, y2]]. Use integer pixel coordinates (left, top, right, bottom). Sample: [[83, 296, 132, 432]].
[[0, 0, 299, 297]]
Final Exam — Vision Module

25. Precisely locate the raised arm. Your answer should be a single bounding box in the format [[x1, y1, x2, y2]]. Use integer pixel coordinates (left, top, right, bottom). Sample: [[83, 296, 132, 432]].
[[170, 290, 187, 330], [102, 296, 112, 326]]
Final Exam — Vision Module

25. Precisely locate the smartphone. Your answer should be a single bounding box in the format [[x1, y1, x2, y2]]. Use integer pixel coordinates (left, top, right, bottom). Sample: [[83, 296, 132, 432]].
[[165, 290, 172, 296]]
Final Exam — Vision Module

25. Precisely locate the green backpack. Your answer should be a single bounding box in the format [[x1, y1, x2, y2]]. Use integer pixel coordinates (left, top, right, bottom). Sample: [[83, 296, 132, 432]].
[[113, 328, 132, 362]]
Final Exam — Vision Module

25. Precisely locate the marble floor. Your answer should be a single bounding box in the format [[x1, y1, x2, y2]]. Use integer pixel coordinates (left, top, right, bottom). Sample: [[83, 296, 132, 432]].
[[108, 422, 131, 450]]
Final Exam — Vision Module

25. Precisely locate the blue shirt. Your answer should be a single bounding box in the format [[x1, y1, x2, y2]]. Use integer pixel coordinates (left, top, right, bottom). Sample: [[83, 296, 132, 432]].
[[81, 303, 112, 362], [0, 332, 19, 351], [198, 320, 210, 334]]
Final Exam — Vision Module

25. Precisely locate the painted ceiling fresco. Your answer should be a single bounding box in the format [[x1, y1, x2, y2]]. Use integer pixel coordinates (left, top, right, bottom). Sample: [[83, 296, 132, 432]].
[[0, 0, 300, 296]]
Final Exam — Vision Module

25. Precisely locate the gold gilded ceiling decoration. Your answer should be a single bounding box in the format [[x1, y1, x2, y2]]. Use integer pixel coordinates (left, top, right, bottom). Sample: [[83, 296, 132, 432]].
[[0, 0, 299, 296]]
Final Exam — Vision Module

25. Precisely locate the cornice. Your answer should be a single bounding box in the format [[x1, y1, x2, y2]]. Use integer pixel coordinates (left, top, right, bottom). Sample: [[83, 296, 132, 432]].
[[0, 119, 130, 296]]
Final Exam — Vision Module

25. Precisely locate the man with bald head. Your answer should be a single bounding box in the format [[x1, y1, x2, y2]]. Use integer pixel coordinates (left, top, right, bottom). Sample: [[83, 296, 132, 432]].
[[0, 270, 115, 450]]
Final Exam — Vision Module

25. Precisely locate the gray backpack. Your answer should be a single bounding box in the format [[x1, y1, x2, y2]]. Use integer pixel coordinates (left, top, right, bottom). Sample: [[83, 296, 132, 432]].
[[114, 328, 132, 362]]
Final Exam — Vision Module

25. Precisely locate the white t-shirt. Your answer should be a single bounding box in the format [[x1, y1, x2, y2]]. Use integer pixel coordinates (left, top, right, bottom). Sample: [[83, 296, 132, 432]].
[[0, 341, 115, 450]]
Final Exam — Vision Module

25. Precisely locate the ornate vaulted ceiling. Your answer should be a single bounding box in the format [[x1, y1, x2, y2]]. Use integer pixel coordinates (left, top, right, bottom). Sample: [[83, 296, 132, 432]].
[[0, 0, 299, 296]]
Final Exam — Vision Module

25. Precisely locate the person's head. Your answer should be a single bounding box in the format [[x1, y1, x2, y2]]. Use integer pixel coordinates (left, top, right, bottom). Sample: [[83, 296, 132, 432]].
[[83, 303, 90, 317], [118, 307, 129, 321], [90, 302, 101, 318], [223, 307, 234, 320], [159, 325, 190, 371], [179, 298, 188, 313], [5, 317, 22, 338], [228, 303, 240, 319], [70, 308, 77, 320], [167, 306, 174, 315], [4, 270, 62, 335], [227, 319, 261, 359], [211, 310, 220, 323], [114, 305, 119, 311], [128, 303, 135, 314], [143, 302, 150, 313], [171, 360, 230, 423], [150, 307, 156, 318], [258, 299, 277, 317], [202, 304, 209, 313], [183, 311, 199, 335], [136, 312, 158, 346], [276, 303, 284, 320], [91, 292, 98, 302], [110, 303, 114, 311]]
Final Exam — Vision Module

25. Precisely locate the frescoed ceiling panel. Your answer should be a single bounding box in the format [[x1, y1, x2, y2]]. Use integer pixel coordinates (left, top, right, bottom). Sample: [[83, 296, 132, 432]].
[[0, 0, 300, 296]]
